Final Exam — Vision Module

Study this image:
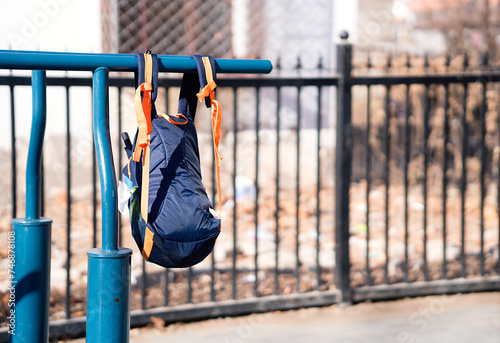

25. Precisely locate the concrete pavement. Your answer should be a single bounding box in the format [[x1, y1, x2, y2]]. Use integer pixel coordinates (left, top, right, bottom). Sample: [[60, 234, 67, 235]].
[[70, 292, 500, 343]]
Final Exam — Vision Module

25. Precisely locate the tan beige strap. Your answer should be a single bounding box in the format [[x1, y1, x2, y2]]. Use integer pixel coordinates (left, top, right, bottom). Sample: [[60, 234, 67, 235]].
[[142, 227, 155, 260]]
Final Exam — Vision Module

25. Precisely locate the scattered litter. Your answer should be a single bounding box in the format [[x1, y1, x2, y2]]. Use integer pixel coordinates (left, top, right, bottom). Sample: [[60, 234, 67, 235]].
[[352, 224, 367, 235], [222, 199, 235, 209], [235, 176, 256, 201], [410, 202, 425, 212], [241, 274, 256, 283]]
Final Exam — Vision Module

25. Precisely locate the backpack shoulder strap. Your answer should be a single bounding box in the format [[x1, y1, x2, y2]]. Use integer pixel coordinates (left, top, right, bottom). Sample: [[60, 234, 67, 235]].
[[133, 51, 158, 224], [190, 55, 222, 218]]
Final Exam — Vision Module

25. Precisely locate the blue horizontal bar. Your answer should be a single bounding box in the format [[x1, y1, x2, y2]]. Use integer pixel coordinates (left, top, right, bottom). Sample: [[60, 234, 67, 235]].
[[0, 50, 272, 74]]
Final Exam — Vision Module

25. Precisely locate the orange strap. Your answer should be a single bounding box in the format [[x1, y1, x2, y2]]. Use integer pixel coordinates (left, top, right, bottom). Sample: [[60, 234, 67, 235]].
[[211, 100, 222, 216], [159, 113, 188, 125], [196, 80, 217, 102], [196, 57, 222, 217], [133, 53, 153, 224]]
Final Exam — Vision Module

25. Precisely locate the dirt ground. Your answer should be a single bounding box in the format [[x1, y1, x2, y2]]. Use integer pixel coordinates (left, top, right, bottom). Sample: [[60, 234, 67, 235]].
[[66, 292, 500, 343]]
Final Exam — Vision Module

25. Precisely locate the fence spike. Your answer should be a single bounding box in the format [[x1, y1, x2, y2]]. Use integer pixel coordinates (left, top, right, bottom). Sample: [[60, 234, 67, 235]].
[[406, 53, 411, 70], [386, 53, 392, 72], [481, 52, 489, 68], [463, 51, 469, 71], [295, 56, 302, 71], [445, 53, 451, 71], [424, 52, 430, 73], [317, 56, 323, 71], [367, 53, 372, 70], [276, 56, 281, 71]]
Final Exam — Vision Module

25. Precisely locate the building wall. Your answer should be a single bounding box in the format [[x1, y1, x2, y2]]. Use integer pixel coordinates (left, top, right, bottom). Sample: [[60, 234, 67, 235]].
[[357, 0, 394, 49], [263, 0, 334, 70], [103, 0, 233, 57]]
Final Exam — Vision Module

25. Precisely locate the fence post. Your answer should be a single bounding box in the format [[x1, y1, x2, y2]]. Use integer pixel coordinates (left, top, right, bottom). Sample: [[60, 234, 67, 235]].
[[11, 70, 53, 343], [86, 67, 132, 343], [335, 31, 353, 303]]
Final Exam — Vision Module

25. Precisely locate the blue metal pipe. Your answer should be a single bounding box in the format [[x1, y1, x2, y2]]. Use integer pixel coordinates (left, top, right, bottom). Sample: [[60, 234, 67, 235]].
[[86, 248, 132, 343], [0, 50, 273, 74], [87, 66, 132, 342], [10, 70, 52, 343], [25, 70, 46, 220], [92, 67, 117, 251], [0, 51, 271, 342], [11, 219, 52, 343]]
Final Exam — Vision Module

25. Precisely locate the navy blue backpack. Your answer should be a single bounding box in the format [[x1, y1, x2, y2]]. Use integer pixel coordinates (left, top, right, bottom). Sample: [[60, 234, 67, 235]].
[[121, 52, 222, 268]]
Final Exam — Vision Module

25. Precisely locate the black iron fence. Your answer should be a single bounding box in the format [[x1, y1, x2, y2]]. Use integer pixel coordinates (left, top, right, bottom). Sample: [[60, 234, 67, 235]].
[[1, 40, 499, 340], [337, 41, 500, 303]]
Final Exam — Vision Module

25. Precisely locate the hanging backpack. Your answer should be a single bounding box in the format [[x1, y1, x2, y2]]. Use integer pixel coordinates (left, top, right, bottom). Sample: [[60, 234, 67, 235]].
[[119, 51, 222, 268]]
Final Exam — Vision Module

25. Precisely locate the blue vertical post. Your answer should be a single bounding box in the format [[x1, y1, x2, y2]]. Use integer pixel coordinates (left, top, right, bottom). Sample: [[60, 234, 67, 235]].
[[86, 67, 132, 343], [11, 70, 52, 343]]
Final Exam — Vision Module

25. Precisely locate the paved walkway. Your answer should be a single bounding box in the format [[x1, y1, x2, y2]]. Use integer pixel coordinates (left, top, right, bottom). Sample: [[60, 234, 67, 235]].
[[73, 292, 500, 342]]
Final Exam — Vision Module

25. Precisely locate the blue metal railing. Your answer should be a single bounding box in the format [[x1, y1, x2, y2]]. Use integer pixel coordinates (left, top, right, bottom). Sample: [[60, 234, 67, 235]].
[[0, 50, 272, 73], [10, 70, 52, 342], [1, 50, 271, 343], [2, 41, 500, 342], [92, 67, 117, 252], [25, 71, 47, 220], [86, 67, 131, 342]]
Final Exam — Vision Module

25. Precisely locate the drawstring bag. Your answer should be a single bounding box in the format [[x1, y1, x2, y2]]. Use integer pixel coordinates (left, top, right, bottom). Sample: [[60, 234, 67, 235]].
[[119, 52, 222, 268]]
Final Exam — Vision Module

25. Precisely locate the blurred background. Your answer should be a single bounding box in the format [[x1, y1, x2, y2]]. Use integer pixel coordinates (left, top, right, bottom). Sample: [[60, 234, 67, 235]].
[[0, 0, 499, 340], [2, 0, 500, 64]]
